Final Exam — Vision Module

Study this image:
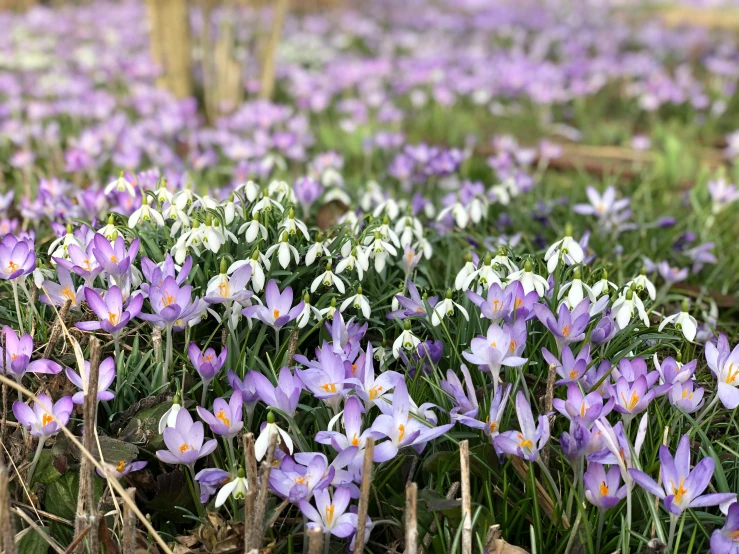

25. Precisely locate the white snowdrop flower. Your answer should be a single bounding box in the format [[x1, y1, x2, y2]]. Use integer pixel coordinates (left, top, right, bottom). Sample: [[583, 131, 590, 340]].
[[612, 288, 650, 329], [48, 223, 84, 260], [320, 167, 344, 188], [372, 197, 401, 220], [255, 412, 293, 461], [224, 195, 236, 225], [414, 235, 433, 259], [491, 248, 518, 276], [337, 209, 360, 231], [305, 234, 328, 266], [201, 216, 229, 253], [454, 253, 477, 290], [317, 298, 338, 320], [267, 179, 294, 203], [154, 182, 173, 204], [374, 215, 400, 247], [626, 267, 656, 301], [490, 184, 511, 206], [237, 213, 268, 243], [366, 232, 397, 273], [437, 199, 469, 228], [296, 292, 322, 328], [97, 214, 118, 241], [104, 172, 136, 197], [463, 256, 503, 291], [215, 469, 248, 508], [340, 239, 354, 258], [340, 286, 371, 318], [392, 320, 421, 358], [158, 396, 182, 434], [252, 191, 284, 215], [507, 260, 550, 296], [163, 191, 192, 236], [335, 246, 369, 281], [265, 232, 299, 269], [236, 180, 261, 203], [558, 268, 596, 308], [278, 208, 310, 240], [544, 224, 584, 273], [311, 261, 345, 294], [431, 289, 470, 327], [658, 300, 697, 342], [129, 194, 165, 227], [395, 216, 423, 248], [229, 252, 267, 293], [467, 196, 487, 224], [591, 270, 618, 299], [323, 187, 352, 206]]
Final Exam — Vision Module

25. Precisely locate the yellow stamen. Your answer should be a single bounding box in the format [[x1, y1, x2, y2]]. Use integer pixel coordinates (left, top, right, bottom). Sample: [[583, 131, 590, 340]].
[[599, 481, 609, 497], [42, 414, 53, 427], [517, 432, 533, 449], [398, 424, 405, 442], [351, 434, 360, 447], [325, 504, 335, 525], [216, 410, 231, 428], [178, 443, 191, 453], [116, 461, 126, 473], [273, 309, 280, 320], [620, 391, 640, 411], [671, 477, 688, 504], [320, 383, 337, 393], [369, 385, 383, 400]]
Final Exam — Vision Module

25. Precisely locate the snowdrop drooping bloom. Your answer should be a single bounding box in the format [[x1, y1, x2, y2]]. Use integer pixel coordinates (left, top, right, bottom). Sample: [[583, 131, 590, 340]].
[[128, 194, 165, 227], [256, 411, 294, 461], [278, 208, 310, 240], [335, 246, 369, 281], [214, 468, 248, 507], [266, 232, 300, 270], [311, 261, 345, 294], [437, 197, 469, 228], [544, 224, 584, 273], [392, 320, 421, 358], [626, 267, 656, 301], [104, 172, 136, 197], [340, 286, 371, 318], [591, 269, 618, 299], [454, 253, 477, 290], [431, 289, 470, 327], [611, 287, 650, 330], [658, 300, 697, 342], [507, 260, 550, 297], [237, 213, 268, 243]]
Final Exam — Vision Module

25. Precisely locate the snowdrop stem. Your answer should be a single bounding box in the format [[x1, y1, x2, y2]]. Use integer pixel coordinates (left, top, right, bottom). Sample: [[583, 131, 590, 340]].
[[11, 280, 24, 336], [27, 436, 46, 486]]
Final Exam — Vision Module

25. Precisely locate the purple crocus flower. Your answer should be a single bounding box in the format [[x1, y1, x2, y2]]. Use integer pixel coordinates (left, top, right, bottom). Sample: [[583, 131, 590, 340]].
[[591, 313, 617, 344], [351, 344, 402, 409], [65, 356, 116, 404], [299, 486, 357, 538], [97, 460, 148, 480], [561, 418, 599, 465], [533, 299, 591, 352], [188, 343, 227, 386], [271, 449, 357, 503], [706, 334, 739, 409], [156, 409, 218, 469], [228, 370, 259, 424], [611, 376, 655, 421], [441, 364, 479, 420], [629, 434, 736, 515], [462, 323, 527, 389], [197, 395, 244, 439], [1, 326, 62, 380], [371, 380, 453, 462], [251, 367, 302, 418], [386, 281, 438, 320], [204, 262, 253, 305], [711, 502, 739, 554], [654, 356, 697, 397], [242, 280, 304, 329], [544, 345, 591, 385], [584, 462, 627, 510], [612, 357, 660, 389], [54, 240, 101, 284], [670, 380, 705, 413], [467, 283, 514, 322], [13, 394, 73, 438], [554, 383, 613, 427], [494, 392, 550, 462], [657, 261, 688, 285], [194, 468, 231, 504], [39, 267, 85, 309], [296, 344, 351, 412], [0, 234, 36, 280], [91, 233, 139, 279], [75, 286, 143, 343], [400, 339, 443, 378], [140, 254, 192, 296], [138, 276, 205, 331], [484, 385, 512, 446]]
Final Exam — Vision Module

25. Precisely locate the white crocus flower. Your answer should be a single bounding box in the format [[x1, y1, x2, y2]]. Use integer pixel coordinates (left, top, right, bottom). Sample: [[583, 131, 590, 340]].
[[215, 469, 248, 508], [158, 396, 182, 434], [265, 232, 299, 269], [626, 268, 656, 301], [278, 208, 310, 240], [612, 288, 650, 329], [392, 321, 422, 358], [255, 413, 293, 461], [431, 290, 470, 326], [437, 199, 469, 228], [366, 232, 397, 272], [311, 261, 345, 293], [544, 226, 584, 273], [335, 246, 369, 281], [507, 260, 550, 296], [237, 213, 268, 243], [658, 301, 697, 341], [340, 286, 371, 318], [454, 254, 477, 290], [129, 194, 165, 227], [104, 172, 136, 196]]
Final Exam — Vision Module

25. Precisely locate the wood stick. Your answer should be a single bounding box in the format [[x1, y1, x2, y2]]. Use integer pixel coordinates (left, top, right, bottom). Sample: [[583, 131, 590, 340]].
[[244, 489, 256, 552], [307, 526, 324, 554], [122, 488, 136, 554], [258, 0, 289, 100], [75, 337, 100, 554], [252, 433, 278, 549], [353, 437, 374, 553], [460, 440, 472, 554], [541, 361, 558, 468], [0, 457, 17, 554], [405, 482, 418, 554]]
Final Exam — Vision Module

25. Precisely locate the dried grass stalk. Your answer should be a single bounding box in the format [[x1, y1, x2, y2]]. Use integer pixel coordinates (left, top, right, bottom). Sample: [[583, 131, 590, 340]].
[[405, 482, 418, 554], [0, 457, 17, 554], [122, 488, 137, 554], [353, 437, 374, 553], [307, 526, 324, 554], [460, 440, 472, 554]]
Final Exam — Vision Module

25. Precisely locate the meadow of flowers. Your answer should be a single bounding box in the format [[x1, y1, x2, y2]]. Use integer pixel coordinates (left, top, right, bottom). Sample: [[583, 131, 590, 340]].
[[1, 0, 739, 553]]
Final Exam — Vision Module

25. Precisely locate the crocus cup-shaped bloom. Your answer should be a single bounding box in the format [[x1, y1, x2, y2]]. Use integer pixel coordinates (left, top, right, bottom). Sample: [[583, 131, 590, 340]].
[[65, 356, 116, 404], [197, 395, 244, 438], [386, 280, 438, 320], [462, 323, 527, 389], [711, 502, 739, 554], [654, 356, 697, 397], [545, 344, 591, 385], [75, 286, 143, 338], [252, 366, 302, 418], [299, 486, 357, 538], [54, 240, 101, 283], [629, 434, 736, 515], [188, 343, 227, 385], [96, 460, 147, 479], [296, 346, 351, 412], [494, 392, 550, 462], [91, 233, 139, 278], [611, 376, 655, 421], [706, 334, 739, 409], [584, 462, 627, 510], [139, 276, 205, 331], [140, 254, 192, 296], [204, 263, 253, 305], [533, 299, 590, 351], [270, 449, 357, 503], [1, 326, 62, 379], [316, 396, 381, 461], [242, 280, 304, 329], [0, 234, 36, 280], [467, 282, 514, 322], [194, 468, 231, 504], [228, 370, 259, 412], [554, 383, 613, 427], [670, 380, 704, 413], [156, 409, 218, 469], [441, 364, 478, 419], [40, 267, 85, 309], [13, 394, 73, 438], [348, 344, 401, 409]]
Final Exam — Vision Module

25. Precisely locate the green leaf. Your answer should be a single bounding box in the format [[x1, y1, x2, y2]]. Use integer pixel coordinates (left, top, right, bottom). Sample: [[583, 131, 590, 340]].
[[18, 525, 50, 554], [44, 473, 79, 520]]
